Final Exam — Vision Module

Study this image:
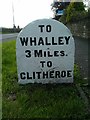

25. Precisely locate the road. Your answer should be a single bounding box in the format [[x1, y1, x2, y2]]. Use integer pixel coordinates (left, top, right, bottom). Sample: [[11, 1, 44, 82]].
[[0, 33, 88, 79], [0, 33, 18, 42]]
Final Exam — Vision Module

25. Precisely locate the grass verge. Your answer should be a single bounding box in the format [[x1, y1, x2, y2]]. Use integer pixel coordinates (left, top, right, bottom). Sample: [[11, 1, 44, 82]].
[[0, 42, 2, 120], [2, 40, 89, 119]]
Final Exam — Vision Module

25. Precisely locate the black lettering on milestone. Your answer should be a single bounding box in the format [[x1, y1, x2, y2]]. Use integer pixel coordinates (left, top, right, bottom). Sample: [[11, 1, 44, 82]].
[[25, 50, 31, 58], [20, 72, 26, 79], [36, 72, 41, 79], [60, 51, 65, 56], [38, 25, 44, 32], [38, 37, 44, 45], [54, 51, 59, 57], [65, 36, 70, 45], [30, 37, 36, 46], [33, 72, 35, 79], [47, 61, 52, 67], [46, 25, 51, 32], [48, 51, 53, 57], [27, 72, 32, 79], [52, 37, 57, 45], [55, 71, 60, 78], [20, 37, 28, 46], [43, 71, 48, 79], [40, 61, 45, 68], [67, 70, 72, 77], [58, 37, 64, 45], [34, 50, 42, 57], [44, 51, 46, 57], [61, 71, 66, 77], [45, 37, 51, 45], [50, 71, 54, 78]]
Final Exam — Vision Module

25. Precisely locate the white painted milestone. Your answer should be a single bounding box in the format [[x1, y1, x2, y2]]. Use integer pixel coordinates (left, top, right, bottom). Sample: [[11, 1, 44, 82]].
[[16, 19, 75, 84]]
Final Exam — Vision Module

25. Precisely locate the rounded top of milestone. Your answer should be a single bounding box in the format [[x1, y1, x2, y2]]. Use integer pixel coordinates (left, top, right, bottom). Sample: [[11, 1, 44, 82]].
[[19, 19, 72, 37]]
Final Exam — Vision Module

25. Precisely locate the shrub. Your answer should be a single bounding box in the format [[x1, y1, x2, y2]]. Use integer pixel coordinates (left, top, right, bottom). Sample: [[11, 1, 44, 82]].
[[88, 8, 90, 18], [60, 2, 88, 24]]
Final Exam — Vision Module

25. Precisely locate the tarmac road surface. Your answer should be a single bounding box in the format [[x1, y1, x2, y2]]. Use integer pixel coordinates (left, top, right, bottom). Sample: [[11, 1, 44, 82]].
[[0, 33, 18, 42]]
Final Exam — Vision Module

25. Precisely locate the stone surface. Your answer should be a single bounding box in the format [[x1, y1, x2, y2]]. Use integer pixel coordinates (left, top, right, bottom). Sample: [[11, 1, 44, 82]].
[[16, 19, 75, 84]]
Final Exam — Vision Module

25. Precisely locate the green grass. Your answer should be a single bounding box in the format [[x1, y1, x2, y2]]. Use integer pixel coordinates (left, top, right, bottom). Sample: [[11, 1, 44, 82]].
[[2, 40, 89, 119], [0, 42, 2, 120]]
